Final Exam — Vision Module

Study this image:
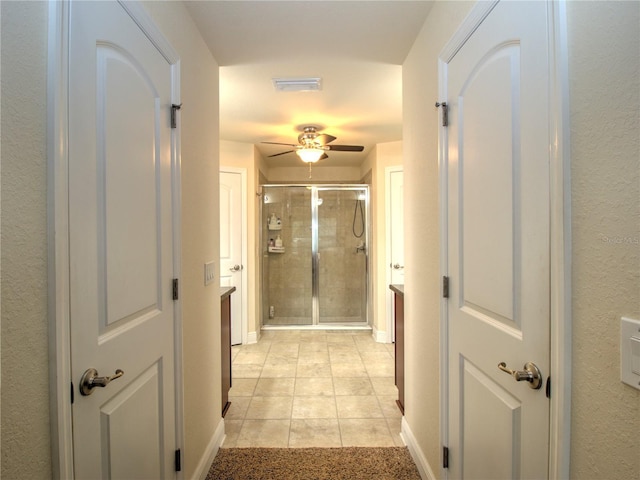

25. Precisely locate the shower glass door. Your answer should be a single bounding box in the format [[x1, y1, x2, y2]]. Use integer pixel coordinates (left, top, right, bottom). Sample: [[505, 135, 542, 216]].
[[262, 186, 313, 326], [262, 185, 369, 327], [314, 187, 368, 324]]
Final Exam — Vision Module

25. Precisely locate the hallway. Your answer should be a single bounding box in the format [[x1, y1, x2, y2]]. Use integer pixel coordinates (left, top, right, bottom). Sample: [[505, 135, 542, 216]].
[[222, 330, 403, 448]]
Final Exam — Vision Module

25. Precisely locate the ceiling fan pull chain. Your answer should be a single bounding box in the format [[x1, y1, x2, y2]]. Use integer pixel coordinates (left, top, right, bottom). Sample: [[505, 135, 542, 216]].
[[308, 163, 312, 179]]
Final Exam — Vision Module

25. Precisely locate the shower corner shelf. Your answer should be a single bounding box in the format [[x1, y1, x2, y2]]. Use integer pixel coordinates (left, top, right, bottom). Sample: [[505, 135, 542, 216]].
[[268, 246, 285, 253], [268, 224, 282, 231]]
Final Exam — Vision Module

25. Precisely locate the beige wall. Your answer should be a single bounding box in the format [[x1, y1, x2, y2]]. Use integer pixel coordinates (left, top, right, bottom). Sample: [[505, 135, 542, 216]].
[[267, 165, 361, 183], [403, 1, 640, 478], [1, 2, 51, 478], [402, 1, 474, 474], [0, 2, 220, 479], [140, 3, 220, 478], [220, 140, 260, 338], [360, 142, 403, 337], [567, 2, 640, 478]]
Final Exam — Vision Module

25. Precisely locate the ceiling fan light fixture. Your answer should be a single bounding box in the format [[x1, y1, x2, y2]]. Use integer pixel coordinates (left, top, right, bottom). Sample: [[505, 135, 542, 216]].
[[296, 147, 325, 163], [272, 77, 322, 92]]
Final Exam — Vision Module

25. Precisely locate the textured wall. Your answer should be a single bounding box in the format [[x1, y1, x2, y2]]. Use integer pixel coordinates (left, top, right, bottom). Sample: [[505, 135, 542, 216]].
[[0, 2, 52, 478], [568, 2, 640, 478]]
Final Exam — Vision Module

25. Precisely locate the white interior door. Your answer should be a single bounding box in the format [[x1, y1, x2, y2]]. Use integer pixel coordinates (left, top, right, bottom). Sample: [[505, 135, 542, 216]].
[[444, 1, 550, 478], [69, 2, 178, 477], [389, 168, 405, 285], [220, 170, 244, 345], [386, 167, 404, 341]]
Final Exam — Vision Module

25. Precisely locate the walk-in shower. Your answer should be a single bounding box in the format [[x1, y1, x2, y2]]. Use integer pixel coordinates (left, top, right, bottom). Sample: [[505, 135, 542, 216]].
[[261, 185, 370, 327]]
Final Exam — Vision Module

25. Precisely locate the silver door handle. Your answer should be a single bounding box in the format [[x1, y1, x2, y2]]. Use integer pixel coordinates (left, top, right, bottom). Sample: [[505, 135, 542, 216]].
[[229, 264, 243, 272], [498, 362, 543, 389], [392, 263, 404, 270], [80, 368, 124, 396]]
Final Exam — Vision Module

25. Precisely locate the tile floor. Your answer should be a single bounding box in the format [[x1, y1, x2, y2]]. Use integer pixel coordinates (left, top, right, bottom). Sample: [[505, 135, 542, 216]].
[[222, 330, 403, 448]]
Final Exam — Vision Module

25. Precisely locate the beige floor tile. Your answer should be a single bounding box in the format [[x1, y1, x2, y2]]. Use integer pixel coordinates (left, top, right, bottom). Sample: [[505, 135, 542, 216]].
[[289, 419, 342, 448], [254, 377, 295, 396], [299, 342, 328, 354], [233, 350, 268, 365], [296, 363, 332, 378], [292, 396, 337, 419], [221, 420, 243, 448], [360, 351, 394, 364], [377, 395, 403, 418], [298, 331, 327, 342], [297, 351, 330, 364], [228, 378, 258, 397], [364, 361, 395, 377], [336, 395, 384, 419], [245, 396, 293, 419], [236, 419, 290, 447], [232, 364, 262, 378], [294, 377, 334, 396], [329, 351, 363, 365], [333, 377, 374, 396], [225, 397, 251, 420], [354, 337, 390, 353], [386, 417, 405, 447], [331, 362, 368, 377], [261, 363, 297, 378], [325, 334, 357, 345], [265, 352, 299, 365], [370, 377, 398, 396], [269, 342, 300, 355], [339, 419, 395, 447]]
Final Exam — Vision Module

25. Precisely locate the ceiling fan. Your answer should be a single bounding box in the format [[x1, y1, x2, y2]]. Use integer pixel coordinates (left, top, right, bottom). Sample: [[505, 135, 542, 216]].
[[262, 126, 364, 163]]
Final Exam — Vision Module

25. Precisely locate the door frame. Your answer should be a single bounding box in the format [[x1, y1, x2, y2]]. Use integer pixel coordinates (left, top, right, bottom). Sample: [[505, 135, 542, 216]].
[[219, 167, 248, 344], [437, 1, 572, 479], [385, 165, 403, 343], [47, 2, 184, 478]]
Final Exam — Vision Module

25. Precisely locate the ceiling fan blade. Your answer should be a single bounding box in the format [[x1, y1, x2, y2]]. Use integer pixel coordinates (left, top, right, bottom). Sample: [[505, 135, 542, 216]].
[[267, 150, 296, 158], [315, 134, 337, 145], [262, 141, 298, 147], [327, 144, 364, 152], [319, 153, 329, 160]]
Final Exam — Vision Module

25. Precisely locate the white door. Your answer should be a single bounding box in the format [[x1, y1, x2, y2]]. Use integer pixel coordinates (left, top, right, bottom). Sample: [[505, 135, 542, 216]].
[[220, 170, 244, 345], [389, 168, 405, 285], [444, 1, 550, 478], [69, 2, 178, 478], [386, 167, 404, 341]]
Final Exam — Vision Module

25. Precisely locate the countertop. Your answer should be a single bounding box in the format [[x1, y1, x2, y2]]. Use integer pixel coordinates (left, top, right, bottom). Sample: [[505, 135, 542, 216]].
[[220, 286, 236, 300], [389, 284, 404, 296]]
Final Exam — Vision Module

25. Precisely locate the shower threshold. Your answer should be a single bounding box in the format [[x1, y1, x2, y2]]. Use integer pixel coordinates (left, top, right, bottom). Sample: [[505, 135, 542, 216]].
[[262, 324, 372, 332]]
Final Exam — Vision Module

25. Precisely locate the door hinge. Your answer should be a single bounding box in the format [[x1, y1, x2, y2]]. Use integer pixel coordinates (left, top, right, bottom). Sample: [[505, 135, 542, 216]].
[[172, 278, 179, 301], [443, 276, 450, 298], [171, 103, 182, 129], [546, 376, 551, 398], [435, 101, 448, 127], [175, 448, 182, 472], [71, 382, 74, 405], [443, 446, 449, 469]]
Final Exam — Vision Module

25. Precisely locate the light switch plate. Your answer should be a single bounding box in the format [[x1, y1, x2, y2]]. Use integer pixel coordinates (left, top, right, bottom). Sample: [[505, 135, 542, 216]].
[[620, 317, 640, 391], [204, 261, 215, 286]]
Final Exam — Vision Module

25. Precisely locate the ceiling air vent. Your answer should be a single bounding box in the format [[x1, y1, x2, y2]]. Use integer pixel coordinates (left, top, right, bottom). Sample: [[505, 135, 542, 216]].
[[272, 77, 322, 92]]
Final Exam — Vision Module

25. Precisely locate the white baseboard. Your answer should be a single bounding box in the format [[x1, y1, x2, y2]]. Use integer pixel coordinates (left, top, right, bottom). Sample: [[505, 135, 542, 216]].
[[194, 418, 226, 480], [246, 331, 258, 344], [372, 325, 390, 343], [401, 417, 437, 480]]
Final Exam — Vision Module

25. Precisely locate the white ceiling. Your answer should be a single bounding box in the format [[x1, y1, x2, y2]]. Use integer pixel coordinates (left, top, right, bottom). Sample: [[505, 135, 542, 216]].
[[184, 1, 433, 168]]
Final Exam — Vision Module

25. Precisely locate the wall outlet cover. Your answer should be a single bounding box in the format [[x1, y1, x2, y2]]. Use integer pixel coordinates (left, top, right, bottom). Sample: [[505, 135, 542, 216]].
[[205, 261, 215, 286]]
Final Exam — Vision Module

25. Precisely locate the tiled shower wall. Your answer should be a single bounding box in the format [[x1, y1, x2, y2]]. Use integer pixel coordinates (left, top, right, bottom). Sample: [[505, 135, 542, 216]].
[[262, 186, 368, 326]]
